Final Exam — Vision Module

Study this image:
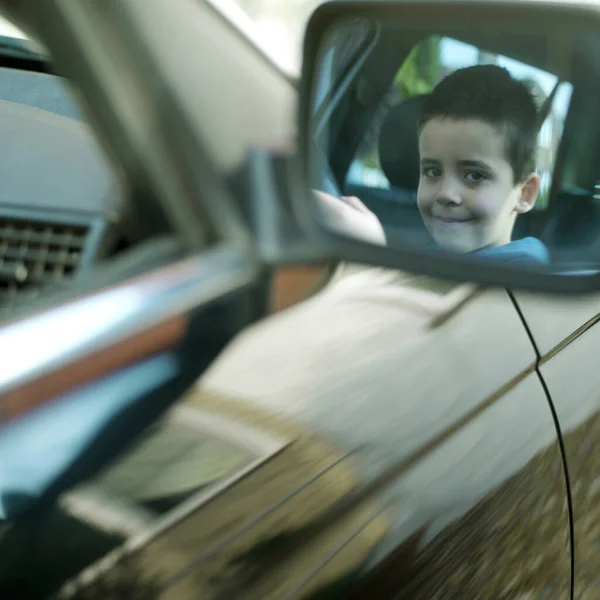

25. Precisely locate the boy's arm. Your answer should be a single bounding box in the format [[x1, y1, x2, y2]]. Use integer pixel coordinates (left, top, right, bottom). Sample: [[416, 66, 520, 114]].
[[313, 191, 387, 246]]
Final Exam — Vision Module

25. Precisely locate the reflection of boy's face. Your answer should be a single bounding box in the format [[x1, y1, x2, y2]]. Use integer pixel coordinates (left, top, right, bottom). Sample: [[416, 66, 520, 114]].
[[417, 117, 538, 254]]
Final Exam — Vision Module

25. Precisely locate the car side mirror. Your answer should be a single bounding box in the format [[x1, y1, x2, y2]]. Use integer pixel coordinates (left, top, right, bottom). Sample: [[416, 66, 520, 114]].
[[290, 0, 600, 293]]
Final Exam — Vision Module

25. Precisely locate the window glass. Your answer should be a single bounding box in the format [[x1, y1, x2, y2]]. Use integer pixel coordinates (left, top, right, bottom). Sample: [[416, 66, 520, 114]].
[[313, 19, 370, 113]]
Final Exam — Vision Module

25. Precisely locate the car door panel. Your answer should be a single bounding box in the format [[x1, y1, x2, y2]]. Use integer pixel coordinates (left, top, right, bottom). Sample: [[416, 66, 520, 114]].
[[351, 373, 569, 599], [198, 274, 571, 598], [511, 290, 600, 356], [535, 329, 600, 600], [9, 387, 390, 600], [512, 291, 600, 598], [41, 367, 570, 600]]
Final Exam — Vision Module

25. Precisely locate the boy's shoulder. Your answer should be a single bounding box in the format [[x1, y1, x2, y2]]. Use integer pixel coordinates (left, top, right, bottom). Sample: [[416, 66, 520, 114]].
[[475, 237, 549, 265]]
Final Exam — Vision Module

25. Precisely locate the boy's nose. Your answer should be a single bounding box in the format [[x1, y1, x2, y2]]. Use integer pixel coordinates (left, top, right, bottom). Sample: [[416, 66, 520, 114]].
[[435, 178, 462, 206]]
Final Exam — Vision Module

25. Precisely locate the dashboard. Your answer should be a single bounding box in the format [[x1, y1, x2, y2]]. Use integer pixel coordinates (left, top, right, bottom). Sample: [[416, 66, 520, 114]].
[[0, 64, 121, 318]]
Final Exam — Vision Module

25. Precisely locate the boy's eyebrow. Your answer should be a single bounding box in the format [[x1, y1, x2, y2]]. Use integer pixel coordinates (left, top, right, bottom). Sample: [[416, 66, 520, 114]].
[[420, 158, 495, 171], [457, 159, 493, 171], [421, 156, 494, 171]]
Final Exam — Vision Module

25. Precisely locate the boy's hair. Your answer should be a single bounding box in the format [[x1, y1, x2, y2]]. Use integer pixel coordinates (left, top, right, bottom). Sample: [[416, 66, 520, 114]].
[[419, 65, 539, 182]]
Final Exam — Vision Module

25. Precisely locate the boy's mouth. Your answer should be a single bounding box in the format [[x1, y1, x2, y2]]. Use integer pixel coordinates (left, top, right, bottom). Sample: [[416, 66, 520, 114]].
[[432, 215, 474, 225]]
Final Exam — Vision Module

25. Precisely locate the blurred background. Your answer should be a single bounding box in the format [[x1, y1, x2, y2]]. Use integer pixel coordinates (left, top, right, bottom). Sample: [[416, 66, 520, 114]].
[[229, 0, 322, 73]]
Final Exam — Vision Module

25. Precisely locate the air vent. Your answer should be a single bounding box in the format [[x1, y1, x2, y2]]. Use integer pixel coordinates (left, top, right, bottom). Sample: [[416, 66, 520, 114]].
[[0, 215, 90, 309]]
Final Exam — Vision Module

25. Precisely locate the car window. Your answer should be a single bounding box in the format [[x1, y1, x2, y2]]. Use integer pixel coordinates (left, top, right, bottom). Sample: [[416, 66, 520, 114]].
[[64, 402, 284, 533], [346, 35, 574, 211], [312, 18, 372, 113], [312, 17, 373, 137]]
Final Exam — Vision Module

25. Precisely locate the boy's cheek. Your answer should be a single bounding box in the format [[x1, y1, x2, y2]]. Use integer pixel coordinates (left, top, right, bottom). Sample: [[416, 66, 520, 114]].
[[416, 192, 430, 214], [463, 194, 497, 219]]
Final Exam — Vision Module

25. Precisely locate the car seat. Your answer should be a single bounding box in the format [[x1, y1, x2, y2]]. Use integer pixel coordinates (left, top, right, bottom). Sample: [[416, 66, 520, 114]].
[[345, 95, 433, 247], [541, 186, 600, 264]]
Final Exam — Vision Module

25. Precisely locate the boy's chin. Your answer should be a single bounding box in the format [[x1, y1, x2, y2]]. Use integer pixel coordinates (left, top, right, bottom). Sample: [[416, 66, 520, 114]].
[[432, 235, 483, 255]]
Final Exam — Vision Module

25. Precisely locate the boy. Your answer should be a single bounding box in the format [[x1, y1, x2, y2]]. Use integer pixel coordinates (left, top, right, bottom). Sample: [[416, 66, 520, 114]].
[[316, 64, 549, 265], [417, 64, 548, 264]]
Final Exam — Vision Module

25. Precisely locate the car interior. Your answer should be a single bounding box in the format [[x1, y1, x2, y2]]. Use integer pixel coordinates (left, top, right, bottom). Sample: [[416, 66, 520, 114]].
[[318, 22, 600, 265], [0, 33, 274, 599], [0, 36, 219, 327], [0, 44, 127, 312], [0, 32, 275, 325]]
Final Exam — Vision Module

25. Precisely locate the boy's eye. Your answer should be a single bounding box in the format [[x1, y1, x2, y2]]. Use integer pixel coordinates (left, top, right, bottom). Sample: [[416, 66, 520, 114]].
[[464, 171, 487, 183], [422, 166, 441, 178]]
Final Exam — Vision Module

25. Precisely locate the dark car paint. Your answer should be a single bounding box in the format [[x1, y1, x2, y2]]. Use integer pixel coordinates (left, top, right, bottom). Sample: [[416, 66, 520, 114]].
[[219, 284, 574, 600], [503, 292, 600, 599]]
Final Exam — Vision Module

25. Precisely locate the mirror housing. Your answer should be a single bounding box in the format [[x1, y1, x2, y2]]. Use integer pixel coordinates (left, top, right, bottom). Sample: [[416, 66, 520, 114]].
[[292, 0, 600, 293]]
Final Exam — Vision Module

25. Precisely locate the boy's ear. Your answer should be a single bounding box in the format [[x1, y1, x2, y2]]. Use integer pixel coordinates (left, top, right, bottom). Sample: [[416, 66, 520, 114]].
[[515, 173, 540, 214]]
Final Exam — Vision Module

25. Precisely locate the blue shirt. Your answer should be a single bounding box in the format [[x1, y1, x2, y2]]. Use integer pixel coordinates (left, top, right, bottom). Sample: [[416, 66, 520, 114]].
[[428, 237, 549, 265], [474, 237, 550, 265]]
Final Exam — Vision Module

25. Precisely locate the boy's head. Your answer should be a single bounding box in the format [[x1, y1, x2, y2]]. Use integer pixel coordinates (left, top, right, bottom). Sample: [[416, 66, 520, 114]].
[[416, 64, 540, 253]]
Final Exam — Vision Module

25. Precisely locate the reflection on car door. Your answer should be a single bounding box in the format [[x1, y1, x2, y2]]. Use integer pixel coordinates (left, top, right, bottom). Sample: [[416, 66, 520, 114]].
[[512, 290, 600, 599], [200, 270, 571, 598]]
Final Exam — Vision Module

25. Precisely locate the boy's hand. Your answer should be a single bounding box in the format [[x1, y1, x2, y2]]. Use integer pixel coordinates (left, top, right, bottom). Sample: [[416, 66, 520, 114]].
[[313, 190, 387, 246]]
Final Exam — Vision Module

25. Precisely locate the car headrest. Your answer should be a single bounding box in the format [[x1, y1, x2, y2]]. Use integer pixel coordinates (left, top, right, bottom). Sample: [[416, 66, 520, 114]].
[[378, 94, 427, 191]]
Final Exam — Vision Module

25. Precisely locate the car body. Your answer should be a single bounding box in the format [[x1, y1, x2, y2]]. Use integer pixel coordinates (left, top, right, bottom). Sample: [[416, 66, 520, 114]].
[[1, 1, 600, 599]]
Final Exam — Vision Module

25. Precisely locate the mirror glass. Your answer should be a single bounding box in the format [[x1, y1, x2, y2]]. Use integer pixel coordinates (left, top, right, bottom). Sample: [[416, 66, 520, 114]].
[[308, 14, 600, 273]]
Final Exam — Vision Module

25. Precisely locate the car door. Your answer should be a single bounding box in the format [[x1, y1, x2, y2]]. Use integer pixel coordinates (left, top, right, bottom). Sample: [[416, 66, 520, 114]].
[[511, 290, 600, 599], [200, 268, 572, 598]]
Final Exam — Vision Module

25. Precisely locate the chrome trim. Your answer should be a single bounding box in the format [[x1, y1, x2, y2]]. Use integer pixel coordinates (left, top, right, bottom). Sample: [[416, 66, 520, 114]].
[[539, 311, 600, 365], [0, 244, 257, 397]]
